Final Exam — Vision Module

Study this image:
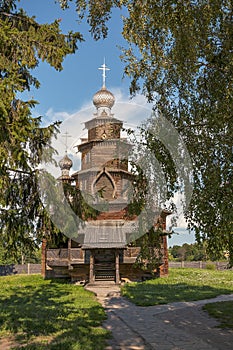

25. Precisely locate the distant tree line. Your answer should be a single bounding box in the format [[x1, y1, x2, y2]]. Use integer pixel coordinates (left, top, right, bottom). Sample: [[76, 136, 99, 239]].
[[169, 243, 228, 262], [0, 242, 41, 265]]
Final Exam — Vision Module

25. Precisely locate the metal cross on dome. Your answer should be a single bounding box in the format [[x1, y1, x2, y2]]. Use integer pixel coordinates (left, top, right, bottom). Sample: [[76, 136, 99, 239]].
[[98, 59, 110, 87], [62, 131, 72, 154]]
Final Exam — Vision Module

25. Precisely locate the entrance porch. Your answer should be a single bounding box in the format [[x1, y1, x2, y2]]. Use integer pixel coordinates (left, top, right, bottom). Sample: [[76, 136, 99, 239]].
[[88, 248, 121, 285]]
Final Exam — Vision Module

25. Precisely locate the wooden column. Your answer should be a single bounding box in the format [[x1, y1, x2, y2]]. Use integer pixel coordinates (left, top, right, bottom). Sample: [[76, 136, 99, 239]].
[[162, 236, 169, 276], [89, 251, 95, 284], [115, 249, 120, 284], [41, 238, 47, 279], [163, 218, 169, 276], [68, 238, 72, 270]]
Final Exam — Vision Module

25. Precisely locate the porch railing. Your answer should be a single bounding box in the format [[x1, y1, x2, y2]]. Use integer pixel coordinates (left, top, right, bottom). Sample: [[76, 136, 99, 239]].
[[46, 247, 141, 265]]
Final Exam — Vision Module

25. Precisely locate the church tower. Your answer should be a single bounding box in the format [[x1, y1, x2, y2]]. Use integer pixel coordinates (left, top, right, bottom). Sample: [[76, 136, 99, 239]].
[[72, 64, 132, 212]]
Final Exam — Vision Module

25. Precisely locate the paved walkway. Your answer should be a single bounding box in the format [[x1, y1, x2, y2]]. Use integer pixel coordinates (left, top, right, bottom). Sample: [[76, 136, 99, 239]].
[[85, 284, 233, 350]]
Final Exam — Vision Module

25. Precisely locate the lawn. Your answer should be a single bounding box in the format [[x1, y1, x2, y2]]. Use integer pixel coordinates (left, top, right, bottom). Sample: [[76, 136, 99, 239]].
[[0, 275, 109, 349], [1, 270, 233, 348], [121, 268, 233, 306], [203, 301, 233, 329]]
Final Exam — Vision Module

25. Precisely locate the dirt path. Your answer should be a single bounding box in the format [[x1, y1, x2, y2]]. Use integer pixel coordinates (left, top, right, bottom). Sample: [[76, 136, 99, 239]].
[[103, 294, 233, 350]]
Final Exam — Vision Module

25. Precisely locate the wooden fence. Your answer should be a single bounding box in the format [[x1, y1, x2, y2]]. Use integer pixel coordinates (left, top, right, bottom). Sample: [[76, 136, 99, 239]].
[[0, 264, 41, 276], [169, 261, 230, 270], [0, 261, 231, 276]]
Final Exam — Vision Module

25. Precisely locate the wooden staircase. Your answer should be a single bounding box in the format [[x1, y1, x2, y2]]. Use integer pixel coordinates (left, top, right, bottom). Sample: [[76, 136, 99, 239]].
[[95, 263, 116, 281]]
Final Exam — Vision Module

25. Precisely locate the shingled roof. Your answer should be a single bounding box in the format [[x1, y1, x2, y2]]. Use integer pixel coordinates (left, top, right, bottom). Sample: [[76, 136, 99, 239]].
[[80, 221, 136, 249]]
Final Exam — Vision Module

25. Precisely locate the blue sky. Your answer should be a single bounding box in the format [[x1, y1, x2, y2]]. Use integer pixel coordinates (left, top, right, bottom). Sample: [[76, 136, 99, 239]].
[[19, 0, 131, 117], [18, 0, 196, 247]]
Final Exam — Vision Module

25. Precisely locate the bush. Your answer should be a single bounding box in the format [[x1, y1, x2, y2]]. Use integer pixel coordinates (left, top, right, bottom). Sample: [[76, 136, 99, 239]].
[[206, 263, 216, 270]]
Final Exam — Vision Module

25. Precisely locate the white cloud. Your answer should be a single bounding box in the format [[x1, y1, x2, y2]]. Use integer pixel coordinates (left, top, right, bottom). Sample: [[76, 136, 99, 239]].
[[165, 191, 190, 230], [168, 228, 196, 247], [45, 108, 71, 124]]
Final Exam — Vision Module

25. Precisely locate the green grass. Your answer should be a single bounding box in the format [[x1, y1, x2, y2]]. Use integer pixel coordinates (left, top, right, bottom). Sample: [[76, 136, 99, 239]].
[[203, 301, 233, 329], [121, 268, 233, 306], [0, 275, 109, 349]]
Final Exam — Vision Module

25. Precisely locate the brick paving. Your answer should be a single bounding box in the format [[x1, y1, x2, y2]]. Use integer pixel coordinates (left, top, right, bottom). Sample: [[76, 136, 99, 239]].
[[85, 283, 233, 350]]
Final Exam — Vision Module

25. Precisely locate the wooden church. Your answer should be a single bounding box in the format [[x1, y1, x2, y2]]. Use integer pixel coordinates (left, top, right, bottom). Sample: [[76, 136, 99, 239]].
[[42, 65, 171, 284]]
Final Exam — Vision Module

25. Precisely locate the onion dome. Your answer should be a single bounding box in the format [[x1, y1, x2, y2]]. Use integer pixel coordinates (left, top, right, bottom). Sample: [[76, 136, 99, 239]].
[[93, 86, 115, 110], [59, 154, 73, 171]]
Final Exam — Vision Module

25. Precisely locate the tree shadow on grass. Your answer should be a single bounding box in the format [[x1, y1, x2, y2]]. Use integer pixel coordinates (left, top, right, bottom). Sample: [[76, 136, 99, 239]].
[[122, 282, 233, 306], [0, 278, 109, 349]]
